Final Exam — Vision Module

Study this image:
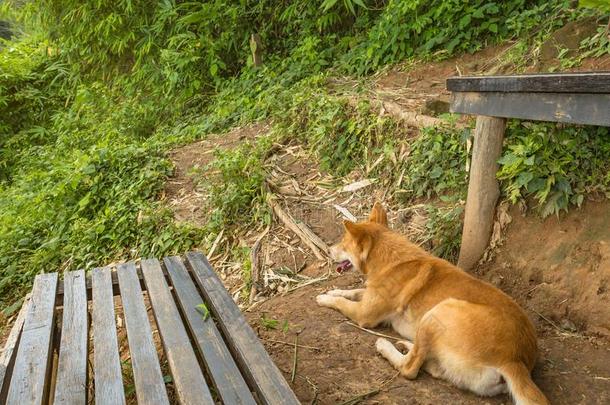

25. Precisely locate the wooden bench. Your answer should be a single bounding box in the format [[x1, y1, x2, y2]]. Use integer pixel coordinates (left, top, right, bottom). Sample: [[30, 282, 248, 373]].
[[0, 252, 300, 405], [446, 72, 610, 270]]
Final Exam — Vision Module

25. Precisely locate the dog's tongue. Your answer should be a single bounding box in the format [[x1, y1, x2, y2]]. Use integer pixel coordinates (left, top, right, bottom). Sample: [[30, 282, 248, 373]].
[[336, 260, 352, 273]]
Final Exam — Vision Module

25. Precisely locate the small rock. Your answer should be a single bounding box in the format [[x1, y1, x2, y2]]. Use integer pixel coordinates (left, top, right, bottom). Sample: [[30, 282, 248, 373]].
[[421, 99, 450, 116], [560, 318, 577, 332], [490, 273, 504, 286]]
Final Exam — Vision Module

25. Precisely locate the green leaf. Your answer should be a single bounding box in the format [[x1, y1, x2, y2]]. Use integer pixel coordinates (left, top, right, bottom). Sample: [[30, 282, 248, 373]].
[[459, 14, 471, 29], [321, 0, 339, 12], [579, 0, 610, 12], [196, 303, 210, 321], [497, 153, 520, 166], [527, 177, 546, 193], [516, 171, 534, 187], [430, 166, 443, 179], [260, 313, 280, 330]]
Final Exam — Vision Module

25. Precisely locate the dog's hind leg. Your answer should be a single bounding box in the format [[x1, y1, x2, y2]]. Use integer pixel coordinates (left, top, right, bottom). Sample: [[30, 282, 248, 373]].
[[376, 338, 441, 379], [376, 338, 405, 368]]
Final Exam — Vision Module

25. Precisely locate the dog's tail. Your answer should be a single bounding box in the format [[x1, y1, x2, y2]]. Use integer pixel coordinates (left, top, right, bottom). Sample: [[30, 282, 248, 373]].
[[499, 362, 549, 405]]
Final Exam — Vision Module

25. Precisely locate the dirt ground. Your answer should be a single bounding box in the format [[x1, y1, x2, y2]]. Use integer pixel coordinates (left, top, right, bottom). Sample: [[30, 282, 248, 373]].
[[155, 36, 610, 403], [244, 201, 610, 405]]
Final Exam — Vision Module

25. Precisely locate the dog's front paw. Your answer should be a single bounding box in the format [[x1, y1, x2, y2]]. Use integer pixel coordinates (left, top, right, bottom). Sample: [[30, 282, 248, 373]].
[[316, 294, 335, 307], [326, 289, 345, 297]]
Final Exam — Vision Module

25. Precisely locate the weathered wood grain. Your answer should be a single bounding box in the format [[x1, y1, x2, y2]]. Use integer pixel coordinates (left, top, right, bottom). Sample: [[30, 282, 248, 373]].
[[117, 262, 169, 405], [6, 273, 58, 405], [164, 256, 256, 405], [54, 270, 88, 404], [186, 252, 300, 405], [92, 267, 126, 405], [57, 265, 172, 302], [140, 259, 214, 405], [0, 293, 31, 403], [450, 92, 610, 127], [457, 116, 506, 271], [447, 72, 610, 94]]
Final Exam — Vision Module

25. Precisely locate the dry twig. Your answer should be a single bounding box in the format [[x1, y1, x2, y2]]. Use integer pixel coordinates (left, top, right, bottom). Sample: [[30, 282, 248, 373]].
[[291, 334, 299, 383], [249, 225, 270, 304], [345, 321, 400, 341]]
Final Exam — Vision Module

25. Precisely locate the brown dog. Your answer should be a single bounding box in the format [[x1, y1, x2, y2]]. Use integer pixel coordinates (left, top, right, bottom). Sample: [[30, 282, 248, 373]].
[[317, 203, 548, 405]]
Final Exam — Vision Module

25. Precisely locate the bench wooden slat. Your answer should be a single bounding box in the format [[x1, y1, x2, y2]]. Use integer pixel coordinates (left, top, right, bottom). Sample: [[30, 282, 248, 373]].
[[0, 293, 31, 403], [6, 273, 58, 405], [446, 72, 610, 94], [163, 256, 257, 405], [449, 91, 610, 127], [140, 259, 214, 405], [186, 252, 300, 405], [54, 270, 88, 404], [92, 267, 126, 405], [117, 262, 169, 405]]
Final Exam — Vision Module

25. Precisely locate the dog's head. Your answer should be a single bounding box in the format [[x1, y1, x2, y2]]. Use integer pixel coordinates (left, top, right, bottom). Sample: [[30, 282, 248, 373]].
[[329, 202, 388, 274]]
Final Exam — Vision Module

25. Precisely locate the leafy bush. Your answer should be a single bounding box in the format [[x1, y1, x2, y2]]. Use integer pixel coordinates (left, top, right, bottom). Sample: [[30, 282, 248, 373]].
[[0, 77, 202, 306], [400, 124, 470, 201], [203, 136, 273, 234], [0, 36, 69, 181], [342, 0, 569, 74], [498, 122, 610, 217], [425, 204, 464, 262], [283, 94, 404, 176]]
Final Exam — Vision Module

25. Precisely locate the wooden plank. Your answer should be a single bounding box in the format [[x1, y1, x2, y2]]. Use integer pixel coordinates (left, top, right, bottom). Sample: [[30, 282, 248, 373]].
[[57, 264, 172, 302], [140, 259, 214, 405], [449, 91, 610, 127], [0, 293, 31, 402], [117, 262, 169, 405], [54, 270, 88, 404], [163, 256, 256, 405], [457, 116, 506, 271], [447, 72, 610, 94], [185, 252, 300, 405], [92, 267, 126, 405], [6, 273, 58, 405]]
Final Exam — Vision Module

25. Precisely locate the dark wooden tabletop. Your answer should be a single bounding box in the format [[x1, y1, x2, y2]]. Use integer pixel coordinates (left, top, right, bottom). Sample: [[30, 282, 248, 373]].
[[446, 72, 610, 94]]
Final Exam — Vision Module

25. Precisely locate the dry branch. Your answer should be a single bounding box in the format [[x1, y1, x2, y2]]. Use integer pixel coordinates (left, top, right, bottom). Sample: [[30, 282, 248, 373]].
[[381, 100, 446, 128], [249, 225, 270, 304], [266, 194, 328, 260], [345, 321, 400, 341]]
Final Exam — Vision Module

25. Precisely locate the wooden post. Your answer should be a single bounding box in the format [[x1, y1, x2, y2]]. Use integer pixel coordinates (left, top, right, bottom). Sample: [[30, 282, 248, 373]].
[[457, 115, 506, 270], [250, 34, 263, 67]]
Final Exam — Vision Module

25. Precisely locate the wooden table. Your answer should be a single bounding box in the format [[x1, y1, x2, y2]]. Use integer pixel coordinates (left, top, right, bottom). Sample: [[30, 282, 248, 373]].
[[446, 72, 610, 270], [0, 252, 299, 405]]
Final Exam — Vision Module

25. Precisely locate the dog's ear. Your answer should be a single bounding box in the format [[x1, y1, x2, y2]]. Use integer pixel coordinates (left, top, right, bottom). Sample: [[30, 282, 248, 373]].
[[368, 202, 388, 226], [343, 220, 365, 238]]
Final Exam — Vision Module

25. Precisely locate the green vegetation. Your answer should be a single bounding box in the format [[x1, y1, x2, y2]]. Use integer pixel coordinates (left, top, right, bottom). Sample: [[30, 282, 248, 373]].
[[1, 0, 609, 306]]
